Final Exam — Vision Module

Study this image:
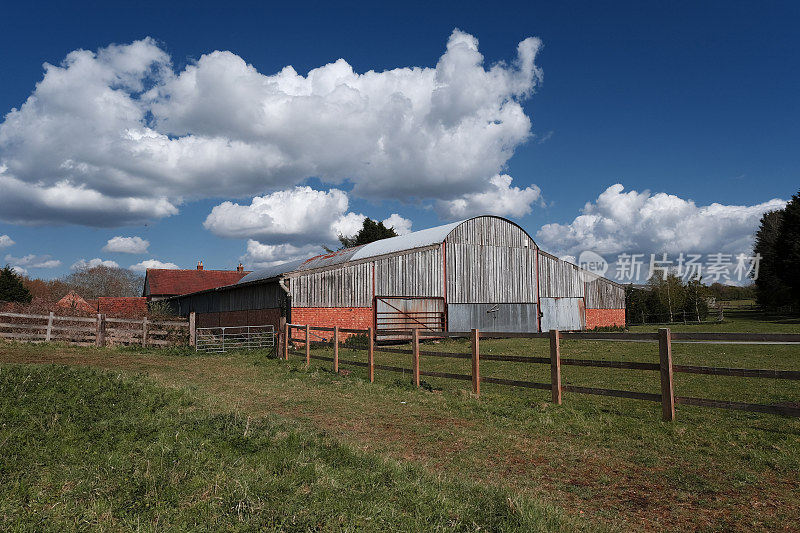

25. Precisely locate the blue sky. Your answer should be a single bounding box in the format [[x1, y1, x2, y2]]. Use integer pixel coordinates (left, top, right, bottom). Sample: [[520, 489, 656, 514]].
[[0, 0, 797, 281]]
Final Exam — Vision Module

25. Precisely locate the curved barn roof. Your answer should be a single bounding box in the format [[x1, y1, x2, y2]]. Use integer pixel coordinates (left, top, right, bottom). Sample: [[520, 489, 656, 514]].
[[237, 216, 535, 285]]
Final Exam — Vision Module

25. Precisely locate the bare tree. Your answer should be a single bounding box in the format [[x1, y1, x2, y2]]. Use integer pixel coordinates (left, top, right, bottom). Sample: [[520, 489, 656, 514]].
[[62, 265, 144, 298]]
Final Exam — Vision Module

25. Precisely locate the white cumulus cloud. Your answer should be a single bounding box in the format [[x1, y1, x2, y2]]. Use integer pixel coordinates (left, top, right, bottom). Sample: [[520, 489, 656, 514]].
[[129, 259, 180, 272], [0, 30, 542, 226], [0, 235, 14, 248], [436, 174, 541, 219], [10, 266, 27, 276], [243, 240, 323, 269], [536, 184, 786, 257], [104, 236, 149, 254], [205, 186, 412, 250], [381, 213, 413, 235], [4, 253, 61, 269], [71, 258, 120, 270]]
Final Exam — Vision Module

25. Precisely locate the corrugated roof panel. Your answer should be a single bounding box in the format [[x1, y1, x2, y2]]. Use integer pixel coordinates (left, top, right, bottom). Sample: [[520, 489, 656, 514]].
[[237, 259, 306, 284], [238, 221, 464, 285], [295, 245, 364, 271], [350, 221, 463, 260]]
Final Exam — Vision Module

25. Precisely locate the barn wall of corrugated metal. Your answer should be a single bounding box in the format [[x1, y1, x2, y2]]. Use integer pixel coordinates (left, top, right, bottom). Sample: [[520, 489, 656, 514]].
[[374, 246, 443, 297], [445, 243, 538, 303], [537, 253, 584, 298], [584, 278, 625, 309], [289, 262, 372, 307], [444, 218, 538, 304], [446, 216, 535, 247]]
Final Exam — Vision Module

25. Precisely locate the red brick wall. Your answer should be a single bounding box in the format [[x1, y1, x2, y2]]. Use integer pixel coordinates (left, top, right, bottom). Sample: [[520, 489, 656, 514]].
[[585, 308, 626, 329], [291, 307, 373, 339]]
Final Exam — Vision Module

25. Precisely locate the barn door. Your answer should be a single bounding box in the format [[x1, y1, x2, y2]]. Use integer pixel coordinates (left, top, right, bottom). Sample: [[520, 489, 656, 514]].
[[539, 297, 585, 331], [374, 297, 445, 338]]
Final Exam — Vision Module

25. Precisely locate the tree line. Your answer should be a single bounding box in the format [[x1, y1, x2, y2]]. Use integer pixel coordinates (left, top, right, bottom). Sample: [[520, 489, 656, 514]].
[[625, 275, 713, 325], [0, 265, 144, 305]]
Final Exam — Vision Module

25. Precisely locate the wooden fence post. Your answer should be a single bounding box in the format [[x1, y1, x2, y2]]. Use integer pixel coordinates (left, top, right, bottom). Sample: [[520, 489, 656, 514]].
[[333, 326, 339, 373], [96, 314, 106, 347], [141, 317, 148, 348], [367, 326, 374, 383], [189, 312, 196, 347], [305, 324, 311, 367], [45, 311, 54, 342], [550, 329, 562, 405], [412, 328, 420, 388], [283, 323, 289, 360], [659, 327, 675, 421], [471, 328, 480, 397]]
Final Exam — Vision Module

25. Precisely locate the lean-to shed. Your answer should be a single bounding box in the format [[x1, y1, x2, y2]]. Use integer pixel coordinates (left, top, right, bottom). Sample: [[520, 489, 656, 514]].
[[168, 216, 625, 334]]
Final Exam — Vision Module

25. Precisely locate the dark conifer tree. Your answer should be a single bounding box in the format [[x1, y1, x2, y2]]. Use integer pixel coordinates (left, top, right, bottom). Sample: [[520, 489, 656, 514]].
[[0, 265, 33, 303], [774, 191, 800, 307], [338, 218, 398, 249], [753, 209, 790, 308]]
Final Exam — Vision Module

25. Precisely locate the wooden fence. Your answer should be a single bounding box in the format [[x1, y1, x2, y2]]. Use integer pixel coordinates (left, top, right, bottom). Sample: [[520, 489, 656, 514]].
[[0, 311, 196, 348], [282, 324, 800, 421]]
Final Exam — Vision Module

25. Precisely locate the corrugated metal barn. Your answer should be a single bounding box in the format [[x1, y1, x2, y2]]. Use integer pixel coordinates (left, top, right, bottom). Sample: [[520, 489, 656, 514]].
[[168, 216, 625, 334]]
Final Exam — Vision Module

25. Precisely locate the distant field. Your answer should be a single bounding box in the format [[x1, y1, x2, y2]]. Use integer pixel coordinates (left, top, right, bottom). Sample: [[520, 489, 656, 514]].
[[0, 308, 797, 531], [628, 307, 800, 333]]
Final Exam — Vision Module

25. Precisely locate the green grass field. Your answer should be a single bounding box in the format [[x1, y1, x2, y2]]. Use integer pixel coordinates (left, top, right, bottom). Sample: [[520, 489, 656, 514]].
[[0, 365, 571, 531], [0, 308, 797, 531]]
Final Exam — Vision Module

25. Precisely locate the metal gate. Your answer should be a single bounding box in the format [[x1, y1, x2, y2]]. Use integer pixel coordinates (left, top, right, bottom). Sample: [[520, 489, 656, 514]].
[[375, 297, 445, 337], [195, 325, 275, 353]]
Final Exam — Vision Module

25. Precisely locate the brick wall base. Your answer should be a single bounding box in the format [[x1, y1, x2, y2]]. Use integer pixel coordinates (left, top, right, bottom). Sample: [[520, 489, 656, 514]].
[[291, 307, 373, 340], [585, 308, 626, 329]]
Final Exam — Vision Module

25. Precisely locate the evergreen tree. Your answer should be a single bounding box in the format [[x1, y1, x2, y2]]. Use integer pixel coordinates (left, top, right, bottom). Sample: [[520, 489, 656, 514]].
[[625, 285, 651, 324], [338, 218, 398, 248], [753, 209, 790, 308], [0, 265, 33, 303], [774, 191, 800, 307]]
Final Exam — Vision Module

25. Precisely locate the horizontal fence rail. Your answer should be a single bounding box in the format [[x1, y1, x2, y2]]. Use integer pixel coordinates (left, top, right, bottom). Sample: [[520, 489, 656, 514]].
[[196, 325, 275, 354], [0, 311, 193, 348], [281, 324, 800, 421]]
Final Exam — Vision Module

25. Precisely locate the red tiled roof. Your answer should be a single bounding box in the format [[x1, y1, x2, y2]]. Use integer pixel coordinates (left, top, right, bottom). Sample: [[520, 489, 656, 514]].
[[145, 269, 250, 297], [56, 291, 96, 313], [98, 297, 148, 318]]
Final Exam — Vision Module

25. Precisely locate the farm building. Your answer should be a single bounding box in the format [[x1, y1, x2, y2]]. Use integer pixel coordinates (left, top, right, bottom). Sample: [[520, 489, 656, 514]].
[[167, 216, 625, 335], [143, 262, 250, 301]]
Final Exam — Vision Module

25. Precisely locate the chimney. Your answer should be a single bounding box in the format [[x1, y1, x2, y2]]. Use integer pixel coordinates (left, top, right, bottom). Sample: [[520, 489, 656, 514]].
[[237, 263, 244, 273], [197, 260, 203, 271]]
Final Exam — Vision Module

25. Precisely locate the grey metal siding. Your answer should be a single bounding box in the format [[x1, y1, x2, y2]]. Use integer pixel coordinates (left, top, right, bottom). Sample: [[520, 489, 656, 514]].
[[289, 262, 371, 307], [446, 243, 538, 303], [537, 253, 584, 298], [447, 303, 539, 332], [540, 297, 585, 331], [374, 247, 443, 297], [585, 278, 625, 309]]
